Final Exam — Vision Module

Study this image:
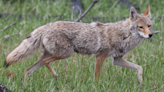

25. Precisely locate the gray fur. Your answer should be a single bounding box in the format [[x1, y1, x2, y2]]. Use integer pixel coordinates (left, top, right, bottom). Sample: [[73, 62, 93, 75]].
[[6, 8, 152, 66], [5, 6, 153, 84]]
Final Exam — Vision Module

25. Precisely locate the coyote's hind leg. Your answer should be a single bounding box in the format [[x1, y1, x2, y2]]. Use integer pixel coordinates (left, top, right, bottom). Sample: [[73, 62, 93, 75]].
[[43, 55, 70, 77], [24, 51, 51, 81]]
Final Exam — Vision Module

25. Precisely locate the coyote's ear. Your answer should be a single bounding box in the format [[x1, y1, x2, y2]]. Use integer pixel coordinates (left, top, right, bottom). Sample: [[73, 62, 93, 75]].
[[144, 5, 151, 19], [130, 6, 138, 21]]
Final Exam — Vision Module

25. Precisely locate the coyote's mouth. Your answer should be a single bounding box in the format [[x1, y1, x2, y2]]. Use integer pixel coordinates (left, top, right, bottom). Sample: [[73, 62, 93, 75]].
[[138, 31, 152, 38]]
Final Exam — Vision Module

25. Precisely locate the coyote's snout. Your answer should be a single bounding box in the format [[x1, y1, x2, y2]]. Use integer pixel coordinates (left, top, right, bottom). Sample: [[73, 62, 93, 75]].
[[4, 6, 153, 84]]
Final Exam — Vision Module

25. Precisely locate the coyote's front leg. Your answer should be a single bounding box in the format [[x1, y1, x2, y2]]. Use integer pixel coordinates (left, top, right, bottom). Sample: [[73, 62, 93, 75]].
[[95, 52, 108, 81], [113, 57, 143, 84]]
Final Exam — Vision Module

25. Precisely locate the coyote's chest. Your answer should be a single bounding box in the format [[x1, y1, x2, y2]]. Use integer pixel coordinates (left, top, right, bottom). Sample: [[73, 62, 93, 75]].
[[109, 34, 144, 57]]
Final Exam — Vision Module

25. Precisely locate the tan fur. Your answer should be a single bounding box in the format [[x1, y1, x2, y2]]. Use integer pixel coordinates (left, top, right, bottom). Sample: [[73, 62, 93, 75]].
[[95, 52, 108, 81], [5, 6, 152, 84]]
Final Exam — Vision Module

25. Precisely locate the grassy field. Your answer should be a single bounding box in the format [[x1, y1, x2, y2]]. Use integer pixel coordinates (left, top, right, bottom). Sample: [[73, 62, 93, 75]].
[[0, 0, 164, 91]]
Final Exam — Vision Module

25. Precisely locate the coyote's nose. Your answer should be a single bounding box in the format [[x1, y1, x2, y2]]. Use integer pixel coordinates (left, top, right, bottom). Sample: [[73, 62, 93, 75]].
[[149, 34, 152, 38]]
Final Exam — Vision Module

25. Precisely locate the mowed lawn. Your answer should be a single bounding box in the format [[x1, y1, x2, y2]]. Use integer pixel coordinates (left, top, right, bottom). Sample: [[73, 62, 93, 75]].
[[0, 0, 164, 91]]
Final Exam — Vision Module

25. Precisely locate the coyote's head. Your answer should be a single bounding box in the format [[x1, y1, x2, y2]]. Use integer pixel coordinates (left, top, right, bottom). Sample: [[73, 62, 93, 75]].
[[130, 6, 153, 38]]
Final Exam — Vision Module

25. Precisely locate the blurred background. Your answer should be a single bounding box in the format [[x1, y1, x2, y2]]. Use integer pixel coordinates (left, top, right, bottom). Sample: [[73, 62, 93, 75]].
[[0, 0, 163, 22], [0, 0, 164, 92]]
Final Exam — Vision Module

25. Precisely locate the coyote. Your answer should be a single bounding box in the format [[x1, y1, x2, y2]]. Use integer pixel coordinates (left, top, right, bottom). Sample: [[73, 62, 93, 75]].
[[4, 6, 152, 84]]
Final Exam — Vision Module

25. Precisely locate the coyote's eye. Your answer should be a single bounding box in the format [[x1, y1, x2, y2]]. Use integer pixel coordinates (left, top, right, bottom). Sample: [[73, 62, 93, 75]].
[[148, 25, 151, 27], [138, 26, 143, 29]]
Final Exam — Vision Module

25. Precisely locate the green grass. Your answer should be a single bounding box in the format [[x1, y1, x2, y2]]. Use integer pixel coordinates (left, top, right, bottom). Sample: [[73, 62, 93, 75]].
[[0, 0, 164, 91]]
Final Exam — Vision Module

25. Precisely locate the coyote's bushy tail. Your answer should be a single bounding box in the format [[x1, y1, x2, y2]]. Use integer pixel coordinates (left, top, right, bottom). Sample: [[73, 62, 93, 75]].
[[4, 27, 44, 67]]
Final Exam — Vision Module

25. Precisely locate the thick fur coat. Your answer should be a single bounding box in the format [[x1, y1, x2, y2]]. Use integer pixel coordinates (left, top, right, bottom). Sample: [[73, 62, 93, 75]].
[[4, 6, 152, 84]]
